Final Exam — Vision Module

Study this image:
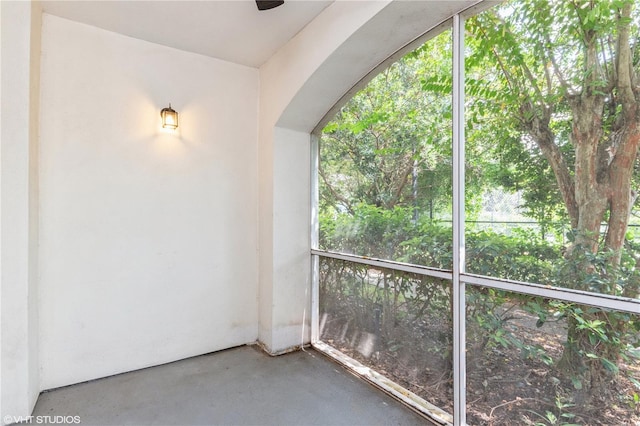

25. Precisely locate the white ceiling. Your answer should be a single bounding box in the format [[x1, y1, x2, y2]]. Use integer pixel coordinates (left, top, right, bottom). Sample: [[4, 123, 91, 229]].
[[41, 0, 334, 68]]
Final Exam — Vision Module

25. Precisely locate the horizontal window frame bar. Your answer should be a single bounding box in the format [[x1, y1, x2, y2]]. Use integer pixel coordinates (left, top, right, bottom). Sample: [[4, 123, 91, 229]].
[[462, 273, 640, 315], [415, 219, 640, 226], [311, 249, 452, 280], [313, 250, 640, 315]]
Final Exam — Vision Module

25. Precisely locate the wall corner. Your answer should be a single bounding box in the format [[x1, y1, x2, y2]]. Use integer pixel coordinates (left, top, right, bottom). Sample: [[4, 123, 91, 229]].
[[1, 0, 42, 422]]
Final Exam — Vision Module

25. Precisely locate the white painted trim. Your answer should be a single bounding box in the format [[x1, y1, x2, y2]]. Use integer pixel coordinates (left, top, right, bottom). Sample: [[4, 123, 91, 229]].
[[311, 134, 320, 251], [311, 249, 453, 281], [452, 14, 466, 426], [310, 135, 320, 343], [312, 251, 640, 315], [463, 274, 640, 314]]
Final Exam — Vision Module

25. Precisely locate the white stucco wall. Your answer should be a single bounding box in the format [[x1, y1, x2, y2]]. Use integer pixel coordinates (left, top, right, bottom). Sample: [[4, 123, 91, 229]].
[[257, 0, 477, 353], [1, 1, 482, 421], [257, 0, 392, 354], [38, 15, 259, 390], [1, 0, 41, 420]]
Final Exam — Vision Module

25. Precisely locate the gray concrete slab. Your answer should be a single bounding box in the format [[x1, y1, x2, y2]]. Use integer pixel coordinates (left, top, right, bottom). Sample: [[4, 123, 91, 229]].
[[32, 345, 431, 425]]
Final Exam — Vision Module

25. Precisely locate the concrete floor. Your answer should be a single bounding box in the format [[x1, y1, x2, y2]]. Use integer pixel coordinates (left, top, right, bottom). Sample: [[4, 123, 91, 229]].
[[32, 345, 431, 425]]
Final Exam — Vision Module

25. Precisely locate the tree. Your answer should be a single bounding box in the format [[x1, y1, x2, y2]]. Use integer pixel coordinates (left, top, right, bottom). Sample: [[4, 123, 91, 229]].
[[320, 31, 455, 219], [466, 0, 640, 398], [319, 0, 640, 408]]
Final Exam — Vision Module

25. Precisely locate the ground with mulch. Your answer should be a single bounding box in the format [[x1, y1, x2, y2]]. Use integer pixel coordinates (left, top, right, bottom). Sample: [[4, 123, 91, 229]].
[[320, 308, 640, 425]]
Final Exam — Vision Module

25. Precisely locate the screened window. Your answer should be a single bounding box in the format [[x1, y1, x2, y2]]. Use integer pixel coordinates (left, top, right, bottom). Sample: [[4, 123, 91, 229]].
[[313, 1, 640, 425], [319, 30, 453, 270]]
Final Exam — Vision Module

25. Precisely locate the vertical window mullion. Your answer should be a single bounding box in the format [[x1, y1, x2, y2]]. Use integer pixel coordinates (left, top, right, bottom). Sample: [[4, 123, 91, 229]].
[[310, 134, 320, 344], [452, 13, 466, 426]]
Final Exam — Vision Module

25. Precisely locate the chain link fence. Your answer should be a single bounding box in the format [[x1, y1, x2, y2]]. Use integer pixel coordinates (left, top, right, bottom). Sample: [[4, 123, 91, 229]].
[[439, 189, 640, 244]]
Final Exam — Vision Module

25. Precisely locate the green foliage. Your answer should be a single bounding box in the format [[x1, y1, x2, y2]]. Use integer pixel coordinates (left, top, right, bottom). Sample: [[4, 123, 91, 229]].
[[319, 30, 456, 216], [525, 394, 580, 426], [466, 228, 557, 283], [555, 238, 640, 296], [320, 205, 640, 397], [319, 256, 452, 361], [529, 245, 640, 392], [320, 204, 419, 260], [321, 205, 560, 360], [319, 0, 640, 413], [321, 205, 558, 282]]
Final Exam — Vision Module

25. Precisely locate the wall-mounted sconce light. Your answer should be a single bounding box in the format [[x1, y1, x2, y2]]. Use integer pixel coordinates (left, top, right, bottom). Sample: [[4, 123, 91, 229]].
[[161, 104, 178, 130]]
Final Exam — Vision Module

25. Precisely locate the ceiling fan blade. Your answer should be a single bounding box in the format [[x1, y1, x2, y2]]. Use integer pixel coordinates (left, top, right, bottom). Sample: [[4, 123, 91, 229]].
[[256, 1, 284, 11]]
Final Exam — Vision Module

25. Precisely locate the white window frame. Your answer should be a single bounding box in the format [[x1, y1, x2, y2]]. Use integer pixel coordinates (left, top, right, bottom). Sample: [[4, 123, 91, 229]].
[[309, 9, 640, 426]]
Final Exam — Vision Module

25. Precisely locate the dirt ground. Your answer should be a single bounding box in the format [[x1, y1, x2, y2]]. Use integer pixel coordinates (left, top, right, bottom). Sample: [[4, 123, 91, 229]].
[[320, 308, 640, 425]]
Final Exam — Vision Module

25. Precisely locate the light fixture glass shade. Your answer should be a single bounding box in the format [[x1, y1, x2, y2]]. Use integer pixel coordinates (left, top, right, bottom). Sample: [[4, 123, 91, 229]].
[[161, 104, 178, 130]]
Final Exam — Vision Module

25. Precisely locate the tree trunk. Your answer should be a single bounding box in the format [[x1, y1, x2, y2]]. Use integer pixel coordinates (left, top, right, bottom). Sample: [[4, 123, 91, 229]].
[[556, 23, 629, 399], [480, 0, 640, 406]]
